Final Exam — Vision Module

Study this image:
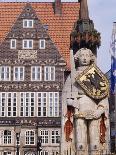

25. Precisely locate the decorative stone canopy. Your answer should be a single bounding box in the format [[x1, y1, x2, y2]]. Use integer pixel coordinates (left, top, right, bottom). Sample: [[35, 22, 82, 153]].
[[70, 0, 101, 56]]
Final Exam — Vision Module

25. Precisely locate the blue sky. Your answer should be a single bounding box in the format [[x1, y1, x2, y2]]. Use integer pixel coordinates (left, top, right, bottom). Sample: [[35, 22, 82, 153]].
[[0, 0, 115, 73], [88, 0, 116, 73]]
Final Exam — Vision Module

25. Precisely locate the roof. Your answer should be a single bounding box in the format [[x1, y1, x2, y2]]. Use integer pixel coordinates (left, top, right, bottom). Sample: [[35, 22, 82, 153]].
[[0, 2, 80, 68]]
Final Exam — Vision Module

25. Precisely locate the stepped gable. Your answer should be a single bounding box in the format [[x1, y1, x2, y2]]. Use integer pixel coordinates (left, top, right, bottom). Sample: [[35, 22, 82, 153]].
[[0, 2, 80, 68]]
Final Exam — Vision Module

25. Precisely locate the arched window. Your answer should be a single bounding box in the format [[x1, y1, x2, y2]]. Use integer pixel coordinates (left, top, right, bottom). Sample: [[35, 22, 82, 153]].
[[3, 130, 11, 144]]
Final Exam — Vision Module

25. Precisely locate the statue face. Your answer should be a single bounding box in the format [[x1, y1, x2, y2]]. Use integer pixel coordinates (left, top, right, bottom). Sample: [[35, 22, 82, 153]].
[[77, 48, 92, 66]]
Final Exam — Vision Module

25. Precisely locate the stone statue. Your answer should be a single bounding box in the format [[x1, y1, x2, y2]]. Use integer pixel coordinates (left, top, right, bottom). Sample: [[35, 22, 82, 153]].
[[61, 48, 110, 155]]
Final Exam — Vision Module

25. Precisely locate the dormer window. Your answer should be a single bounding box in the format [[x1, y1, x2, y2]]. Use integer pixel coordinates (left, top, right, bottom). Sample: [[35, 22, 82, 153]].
[[10, 39, 16, 49], [39, 39, 45, 49], [23, 19, 33, 28], [23, 40, 33, 49]]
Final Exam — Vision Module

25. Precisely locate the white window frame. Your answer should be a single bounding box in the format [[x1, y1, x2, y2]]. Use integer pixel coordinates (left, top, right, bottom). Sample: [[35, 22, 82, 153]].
[[51, 130, 60, 144], [13, 66, 24, 81], [20, 92, 35, 117], [37, 92, 47, 117], [3, 130, 12, 144], [0, 66, 11, 81], [0, 93, 6, 117], [22, 40, 33, 49], [40, 130, 49, 144], [37, 92, 59, 117], [0, 92, 17, 117], [10, 39, 16, 49], [23, 19, 33, 28], [39, 39, 45, 49], [31, 66, 42, 81], [7, 93, 17, 117], [44, 66, 55, 81], [49, 92, 59, 117], [25, 130, 35, 145]]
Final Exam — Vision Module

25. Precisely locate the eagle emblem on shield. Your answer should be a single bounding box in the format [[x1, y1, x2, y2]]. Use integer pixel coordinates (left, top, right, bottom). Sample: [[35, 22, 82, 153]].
[[75, 64, 109, 99]]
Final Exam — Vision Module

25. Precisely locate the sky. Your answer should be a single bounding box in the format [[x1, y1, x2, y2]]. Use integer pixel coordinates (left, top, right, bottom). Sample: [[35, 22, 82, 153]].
[[88, 0, 116, 73], [0, 0, 116, 73]]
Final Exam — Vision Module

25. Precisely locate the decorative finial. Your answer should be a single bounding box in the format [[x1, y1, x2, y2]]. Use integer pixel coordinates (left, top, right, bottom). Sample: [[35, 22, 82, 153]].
[[79, 0, 89, 19]]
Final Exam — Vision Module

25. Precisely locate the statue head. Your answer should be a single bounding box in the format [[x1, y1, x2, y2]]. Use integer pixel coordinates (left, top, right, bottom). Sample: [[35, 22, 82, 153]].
[[74, 48, 94, 67]]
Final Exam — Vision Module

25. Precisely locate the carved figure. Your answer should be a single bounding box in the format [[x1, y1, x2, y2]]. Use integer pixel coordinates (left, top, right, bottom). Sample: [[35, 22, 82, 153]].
[[61, 48, 110, 155]]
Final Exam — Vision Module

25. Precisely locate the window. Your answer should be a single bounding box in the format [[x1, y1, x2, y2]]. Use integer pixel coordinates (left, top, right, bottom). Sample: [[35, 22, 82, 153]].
[[38, 93, 47, 117], [0, 66, 11, 81], [54, 93, 59, 117], [31, 66, 42, 81], [0, 92, 59, 117], [0, 92, 17, 117], [51, 130, 60, 144], [23, 19, 33, 28], [10, 39, 16, 49], [39, 130, 59, 145], [39, 39, 45, 49], [14, 67, 24, 81], [40, 130, 49, 144], [25, 130, 35, 145], [23, 40, 33, 49], [0, 93, 6, 116], [3, 130, 12, 144], [49, 92, 59, 117], [20, 93, 35, 117], [3, 152, 12, 155], [7, 93, 17, 117], [40, 151, 48, 155], [44, 66, 55, 81], [37, 92, 59, 117]]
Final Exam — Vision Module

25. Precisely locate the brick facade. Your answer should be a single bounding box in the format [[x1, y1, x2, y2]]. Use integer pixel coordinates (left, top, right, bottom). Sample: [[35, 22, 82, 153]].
[[0, 3, 66, 155]]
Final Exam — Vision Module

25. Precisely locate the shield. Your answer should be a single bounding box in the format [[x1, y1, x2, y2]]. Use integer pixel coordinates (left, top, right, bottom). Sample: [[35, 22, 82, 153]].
[[75, 64, 109, 99]]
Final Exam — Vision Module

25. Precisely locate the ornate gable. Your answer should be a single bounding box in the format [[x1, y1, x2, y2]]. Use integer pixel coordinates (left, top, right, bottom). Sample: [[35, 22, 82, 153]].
[[0, 3, 65, 66]]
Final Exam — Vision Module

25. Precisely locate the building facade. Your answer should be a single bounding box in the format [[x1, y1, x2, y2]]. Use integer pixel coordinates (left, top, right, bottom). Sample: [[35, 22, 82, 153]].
[[0, 1, 80, 155]]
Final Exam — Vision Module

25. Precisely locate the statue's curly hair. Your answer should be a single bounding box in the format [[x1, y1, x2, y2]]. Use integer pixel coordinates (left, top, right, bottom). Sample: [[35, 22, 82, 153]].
[[74, 48, 95, 67]]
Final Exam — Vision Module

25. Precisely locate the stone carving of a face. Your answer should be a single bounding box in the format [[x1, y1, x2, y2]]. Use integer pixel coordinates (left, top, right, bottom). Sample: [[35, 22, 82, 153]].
[[74, 48, 93, 66]]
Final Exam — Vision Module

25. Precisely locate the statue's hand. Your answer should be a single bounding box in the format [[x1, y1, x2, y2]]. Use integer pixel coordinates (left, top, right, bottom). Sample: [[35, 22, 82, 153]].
[[75, 110, 94, 119], [67, 98, 79, 109], [93, 111, 102, 119], [85, 110, 94, 120], [74, 112, 85, 118], [67, 98, 74, 106]]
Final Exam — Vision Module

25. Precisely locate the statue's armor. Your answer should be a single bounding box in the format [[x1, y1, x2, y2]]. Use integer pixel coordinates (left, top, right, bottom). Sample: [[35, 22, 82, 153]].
[[61, 49, 110, 155]]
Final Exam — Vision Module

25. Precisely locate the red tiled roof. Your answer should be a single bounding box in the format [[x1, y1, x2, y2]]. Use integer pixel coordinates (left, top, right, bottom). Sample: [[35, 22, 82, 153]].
[[0, 2, 80, 67]]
